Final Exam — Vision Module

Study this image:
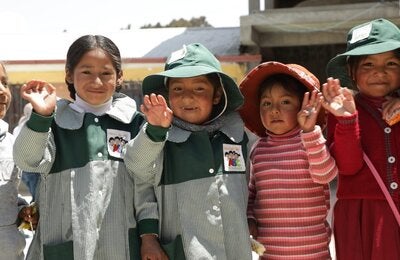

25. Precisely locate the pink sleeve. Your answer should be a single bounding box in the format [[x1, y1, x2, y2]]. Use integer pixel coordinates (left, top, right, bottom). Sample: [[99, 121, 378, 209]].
[[301, 125, 338, 184]]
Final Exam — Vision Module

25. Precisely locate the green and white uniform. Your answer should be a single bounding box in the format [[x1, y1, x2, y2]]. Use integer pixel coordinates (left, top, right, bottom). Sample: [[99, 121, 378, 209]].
[[13, 93, 143, 260], [126, 113, 252, 260]]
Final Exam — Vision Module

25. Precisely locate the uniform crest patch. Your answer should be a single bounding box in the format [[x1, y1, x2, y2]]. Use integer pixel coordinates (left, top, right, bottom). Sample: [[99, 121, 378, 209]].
[[223, 144, 246, 172], [107, 129, 131, 159]]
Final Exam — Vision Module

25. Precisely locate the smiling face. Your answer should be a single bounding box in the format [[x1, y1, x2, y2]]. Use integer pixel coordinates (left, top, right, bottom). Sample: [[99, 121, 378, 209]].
[[0, 64, 11, 119], [66, 48, 122, 106], [168, 75, 222, 125], [353, 51, 400, 97], [259, 83, 301, 135]]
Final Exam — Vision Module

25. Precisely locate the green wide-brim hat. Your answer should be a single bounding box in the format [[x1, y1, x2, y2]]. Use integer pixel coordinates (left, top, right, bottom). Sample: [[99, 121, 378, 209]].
[[142, 43, 243, 113], [326, 18, 400, 88]]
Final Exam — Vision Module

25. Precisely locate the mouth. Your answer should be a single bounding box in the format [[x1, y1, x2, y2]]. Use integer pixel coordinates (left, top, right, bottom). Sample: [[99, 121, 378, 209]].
[[181, 107, 198, 111]]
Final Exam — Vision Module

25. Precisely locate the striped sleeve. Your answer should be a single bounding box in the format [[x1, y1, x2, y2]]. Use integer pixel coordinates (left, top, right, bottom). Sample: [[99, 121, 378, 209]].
[[247, 157, 257, 221], [301, 125, 338, 184], [13, 113, 56, 174]]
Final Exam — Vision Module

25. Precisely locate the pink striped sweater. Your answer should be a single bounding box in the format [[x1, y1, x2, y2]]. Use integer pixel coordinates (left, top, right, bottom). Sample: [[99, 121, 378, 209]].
[[247, 126, 337, 260]]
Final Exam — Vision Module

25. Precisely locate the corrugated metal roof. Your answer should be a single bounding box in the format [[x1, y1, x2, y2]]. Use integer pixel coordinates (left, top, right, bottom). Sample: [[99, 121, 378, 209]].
[[0, 27, 240, 61]]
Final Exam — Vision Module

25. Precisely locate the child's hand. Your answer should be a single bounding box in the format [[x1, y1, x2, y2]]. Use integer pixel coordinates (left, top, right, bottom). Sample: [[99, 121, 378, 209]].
[[297, 90, 322, 133], [382, 96, 400, 125], [140, 94, 173, 128], [18, 203, 39, 231], [20, 80, 57, 116], [140, 234, 169, 260], [322, 78, 356, 117]]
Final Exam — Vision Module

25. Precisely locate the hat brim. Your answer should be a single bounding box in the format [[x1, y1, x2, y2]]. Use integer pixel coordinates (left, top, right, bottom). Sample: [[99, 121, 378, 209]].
[[239, 62, 324, 137], [326, 41, 400, 89]]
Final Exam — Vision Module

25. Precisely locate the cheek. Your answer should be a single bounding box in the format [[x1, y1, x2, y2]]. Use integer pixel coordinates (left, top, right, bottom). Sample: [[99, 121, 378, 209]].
[[259, 108, 269, 123]]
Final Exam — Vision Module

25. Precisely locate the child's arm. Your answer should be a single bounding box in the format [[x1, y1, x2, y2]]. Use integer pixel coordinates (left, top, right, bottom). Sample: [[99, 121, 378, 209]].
[[301, 125, 338, 184], [124, 94, 172, 183], [322, 78, 363, 175], [13, 80, 57, 174], [247, 161, 259, 237], [134, 176, 168, 259]]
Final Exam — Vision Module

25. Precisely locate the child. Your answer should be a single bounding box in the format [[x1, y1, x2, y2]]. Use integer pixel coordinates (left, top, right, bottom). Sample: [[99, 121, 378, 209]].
[[324, 18, 400, 259], [13, 35, 145, 260], [0, 62, 27, 260], [239, 61, 338, 259], [124, 43, 253, 259]]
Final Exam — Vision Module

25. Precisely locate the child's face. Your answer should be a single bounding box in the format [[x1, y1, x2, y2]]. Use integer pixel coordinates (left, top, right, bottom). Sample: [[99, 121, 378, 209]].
[[168, 76, 221, 124], [67, 48, 121, 105], [354, 51, 400, 97], [0, 65, 11, 119], [259, 83, 300, 135]]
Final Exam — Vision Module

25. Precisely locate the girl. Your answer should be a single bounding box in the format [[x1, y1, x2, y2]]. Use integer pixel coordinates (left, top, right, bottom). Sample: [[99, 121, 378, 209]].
[[240, 61, 338, 259], [325, 18, 400, 259], [13, 35, 145, 260]]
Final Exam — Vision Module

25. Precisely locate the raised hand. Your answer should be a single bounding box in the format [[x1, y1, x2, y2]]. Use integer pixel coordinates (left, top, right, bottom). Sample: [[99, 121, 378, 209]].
[[322, 78, 356, 117], [20, 80, 57, 116], [140, 94, 173, 128], [297, 90, 322, 133]]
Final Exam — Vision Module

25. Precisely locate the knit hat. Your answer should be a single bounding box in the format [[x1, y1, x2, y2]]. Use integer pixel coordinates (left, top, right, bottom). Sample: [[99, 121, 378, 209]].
[[326, 18, 400, 88], [239, 61, 324, 137], [142, 43, 243, 119]]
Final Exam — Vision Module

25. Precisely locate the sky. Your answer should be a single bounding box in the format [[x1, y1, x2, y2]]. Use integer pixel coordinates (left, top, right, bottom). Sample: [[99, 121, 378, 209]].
[[0, 0, 248, 34]]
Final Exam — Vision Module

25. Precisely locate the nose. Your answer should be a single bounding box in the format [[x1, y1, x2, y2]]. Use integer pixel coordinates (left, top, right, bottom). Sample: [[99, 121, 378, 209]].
[[92, 75, 103, 87], [270, 103, 280, 114], [374, 65, 388, 75], [181, 90, 194, 101]]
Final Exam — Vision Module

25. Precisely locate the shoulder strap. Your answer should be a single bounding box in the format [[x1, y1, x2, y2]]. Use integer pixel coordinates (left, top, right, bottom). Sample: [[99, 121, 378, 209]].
[[363, 153, 400, 226]]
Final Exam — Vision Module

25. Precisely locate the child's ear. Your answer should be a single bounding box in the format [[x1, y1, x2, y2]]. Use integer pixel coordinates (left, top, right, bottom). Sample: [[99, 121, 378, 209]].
[[213, 88, 223, 104], [65, 70, 73, 84], [117, 71, 123, 86]]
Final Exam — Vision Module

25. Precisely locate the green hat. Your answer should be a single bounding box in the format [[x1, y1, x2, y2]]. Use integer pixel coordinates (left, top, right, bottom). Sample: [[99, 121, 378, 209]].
[[142, 43, 243, 116], [326, 18, 400, 88]]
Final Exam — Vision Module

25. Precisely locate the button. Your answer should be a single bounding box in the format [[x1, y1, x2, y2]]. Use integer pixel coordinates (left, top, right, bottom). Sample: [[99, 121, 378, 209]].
[[209, 168, 214, 174], [384, 127, 392, 134], [388, 156, 396, 163], [94, 118, 99, 123], [97, 152, 103, 158], [390, 182, 398, 190]]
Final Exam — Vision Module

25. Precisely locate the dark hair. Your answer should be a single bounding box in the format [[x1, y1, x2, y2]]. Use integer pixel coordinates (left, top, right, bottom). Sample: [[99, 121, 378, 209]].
[[65, 35, 122, 99], [258, 74, 308, 104], [347, 48, 400, 88]]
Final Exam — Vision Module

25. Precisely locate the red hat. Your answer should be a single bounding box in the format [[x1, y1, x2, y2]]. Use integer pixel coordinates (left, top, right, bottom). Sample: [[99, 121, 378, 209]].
[[239, 61, 325, 137]]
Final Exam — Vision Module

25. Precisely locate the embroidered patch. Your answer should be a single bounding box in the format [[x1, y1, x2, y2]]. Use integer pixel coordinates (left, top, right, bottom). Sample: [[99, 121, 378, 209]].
[[349, 23, 372, 44], [167, 45, 187, 64], [107, 129, 131, 159], [223, 144, 246, 172]]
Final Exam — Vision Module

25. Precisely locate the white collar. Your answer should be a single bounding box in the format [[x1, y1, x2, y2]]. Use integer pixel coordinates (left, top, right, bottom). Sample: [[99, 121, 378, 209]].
[[69, 95, 112, 116]]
